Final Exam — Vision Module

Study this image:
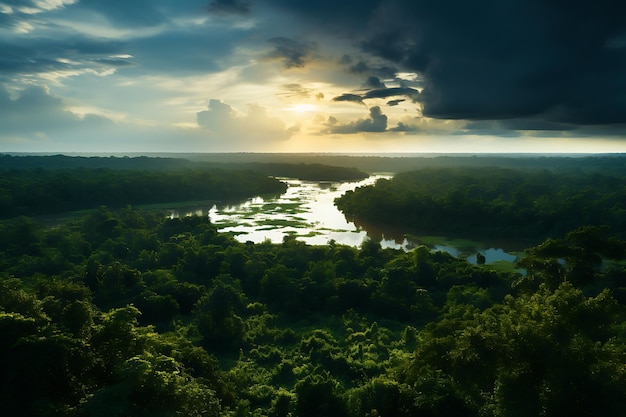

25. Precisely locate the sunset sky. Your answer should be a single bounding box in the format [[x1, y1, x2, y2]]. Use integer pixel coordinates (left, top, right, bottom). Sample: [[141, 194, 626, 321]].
[[2, 0, 626, 153]]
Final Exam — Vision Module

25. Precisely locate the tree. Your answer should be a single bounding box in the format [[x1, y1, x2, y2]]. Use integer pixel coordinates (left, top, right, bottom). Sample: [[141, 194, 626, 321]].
[[295, 373, 347, 417], [194, 276, 246, 350], [403, 282, 626, 417], [517, 226, 626, 289]]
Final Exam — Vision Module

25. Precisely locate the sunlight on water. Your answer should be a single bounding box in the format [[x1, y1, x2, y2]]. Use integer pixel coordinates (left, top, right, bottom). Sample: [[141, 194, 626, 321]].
[[207, 175, 390, 246], [165, 174, 519, 264]]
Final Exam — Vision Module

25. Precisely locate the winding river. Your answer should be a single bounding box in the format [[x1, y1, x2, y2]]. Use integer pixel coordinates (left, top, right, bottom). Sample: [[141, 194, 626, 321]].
[[166, 175, 521, 265]]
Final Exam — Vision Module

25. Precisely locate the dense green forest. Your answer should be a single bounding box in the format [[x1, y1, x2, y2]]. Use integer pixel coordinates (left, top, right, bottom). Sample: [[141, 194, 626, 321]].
[[0, 155, 368, 181], [173, 153, 626, 174], [5, 153, 626, 175], [2, 206, 626, 416], [0, 168, 287, 219], [336, 167, 626, 239], [0, 155, 370, 218], [3, 154, 626, 416]]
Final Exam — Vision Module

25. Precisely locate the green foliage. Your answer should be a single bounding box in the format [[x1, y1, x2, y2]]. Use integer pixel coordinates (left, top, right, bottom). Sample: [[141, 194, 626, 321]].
[[346, 377, 417, 417], [1, 204, 625, 416], [517, 225, 626, 289], [294, 373, 347, 417], [0, 166, 287, 218], [336, 167, 626, 239], [194, 276, 247, 351], [402, 282, 626, 417]]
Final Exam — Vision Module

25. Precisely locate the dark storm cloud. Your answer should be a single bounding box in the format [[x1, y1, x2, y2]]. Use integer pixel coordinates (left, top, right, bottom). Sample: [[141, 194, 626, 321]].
[[363, 87, 420, 101], [497, 118, 577, 132], [328, 106, 388, 134], [564, 124, 626, 138], [455, 121, 522, 138], [387, 99, 405, 107], [208, 0, 251, 14], [364, 76, 385, 89], [332, 94, 364, 105], [267, 37, 316, 69], [342, 57, 397, 80], [332, 87, 419, 105], [261, 0, 626, 127], [260, 0, 381, 29]]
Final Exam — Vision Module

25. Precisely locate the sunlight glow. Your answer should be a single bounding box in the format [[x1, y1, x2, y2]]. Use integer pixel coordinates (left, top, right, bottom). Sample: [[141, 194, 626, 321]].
[[286, 104, 317, 113]]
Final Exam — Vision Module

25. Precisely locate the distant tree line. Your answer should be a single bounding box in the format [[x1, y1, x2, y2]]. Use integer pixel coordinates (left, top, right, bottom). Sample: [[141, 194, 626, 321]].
[[0, 168, 287, 218], [166, 152, 626, 174], [0, 154, 196, 170], [336, 167, 626, 239], [7, 153, 626, 176], [1, 206, 626, 416], [224, 163, 368, 181], [0, 154, 369, 181]]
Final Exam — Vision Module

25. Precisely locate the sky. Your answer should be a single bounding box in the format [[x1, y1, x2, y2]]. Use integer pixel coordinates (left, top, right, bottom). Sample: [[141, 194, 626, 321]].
[[1, 0, 626, 154]]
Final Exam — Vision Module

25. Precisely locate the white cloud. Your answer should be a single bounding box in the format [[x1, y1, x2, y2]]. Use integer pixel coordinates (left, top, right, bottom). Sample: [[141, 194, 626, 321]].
[[197, 99, 293, 148]]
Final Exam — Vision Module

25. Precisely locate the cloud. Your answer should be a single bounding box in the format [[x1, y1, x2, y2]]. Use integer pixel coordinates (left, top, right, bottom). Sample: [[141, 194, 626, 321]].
[[327, 106, 388, 134], [266, 37, 316, 69], [387, 99, 405, 107], [363, 87, 420, 101], [0, 9, 254, 82], [1, 0, 76, 13], [280, 84, 312, 99], [0, 85, 257, 152], [332, 94, 364, 105], [364, 76, 385, 89], [0, 85, 117, 133], [0, 85, 74, 133], [69, 0, 168, 27], [262, 0, 626, 127], [208, 0, 251, 14], [390, 121, 420, 133], [0, 84, 122, 149], [341, 56, 397, 79], [197, 99, 292, 145], [455, 120, 523, 138], [332, 87, 420, 106], [0, 38, 131, 80]]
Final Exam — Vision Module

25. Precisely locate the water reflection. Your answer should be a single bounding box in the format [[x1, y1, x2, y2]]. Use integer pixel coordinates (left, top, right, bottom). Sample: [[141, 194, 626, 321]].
[[208, 176, 391, 246], [165, 174, 520, 264]]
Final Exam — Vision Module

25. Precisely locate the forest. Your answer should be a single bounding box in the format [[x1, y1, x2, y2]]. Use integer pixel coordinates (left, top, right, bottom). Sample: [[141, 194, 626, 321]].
[[0, 155, 368, 218], [0, 168, 286, 219], [1, 154, 626, 417], [336, 166, 626, 239]]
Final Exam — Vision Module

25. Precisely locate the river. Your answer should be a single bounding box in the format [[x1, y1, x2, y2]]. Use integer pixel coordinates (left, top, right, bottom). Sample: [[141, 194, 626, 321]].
[[166, 175, 522, 265]]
